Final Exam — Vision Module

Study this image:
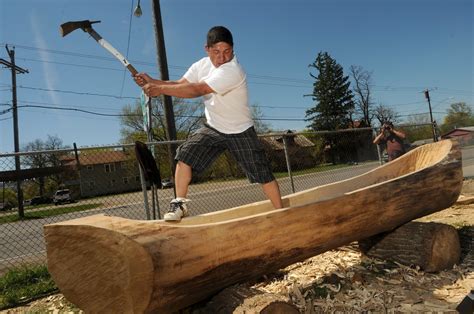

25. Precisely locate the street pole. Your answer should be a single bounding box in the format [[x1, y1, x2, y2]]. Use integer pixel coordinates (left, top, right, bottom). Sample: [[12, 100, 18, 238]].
[[4, 46, 28, 218], [424, 90, 437, 142], [151, 0, 178, 186]]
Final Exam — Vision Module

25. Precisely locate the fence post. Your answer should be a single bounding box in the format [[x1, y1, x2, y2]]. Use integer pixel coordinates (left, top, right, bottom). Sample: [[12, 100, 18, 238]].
[[138, 165, 151, 220], [73, 143, 84, 198], [373, 128, 383, 165], [282, 134, 295, 193]]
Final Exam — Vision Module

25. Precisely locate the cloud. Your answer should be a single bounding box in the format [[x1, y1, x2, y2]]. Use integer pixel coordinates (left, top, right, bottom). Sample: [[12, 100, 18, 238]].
[[30, 13, 60, 106]]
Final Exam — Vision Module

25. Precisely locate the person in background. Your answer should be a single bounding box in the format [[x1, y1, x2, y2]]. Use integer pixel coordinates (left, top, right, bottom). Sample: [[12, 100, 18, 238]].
[[373, 121, 406, 161], [134, 26, 283, 221]]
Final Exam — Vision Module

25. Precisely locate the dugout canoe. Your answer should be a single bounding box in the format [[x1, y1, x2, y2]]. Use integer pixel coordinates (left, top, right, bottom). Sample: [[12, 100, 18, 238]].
[[44, 139, 463, 313]]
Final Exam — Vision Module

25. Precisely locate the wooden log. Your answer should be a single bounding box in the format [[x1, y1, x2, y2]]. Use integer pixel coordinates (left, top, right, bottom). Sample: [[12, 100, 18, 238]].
[[358, 222, 461, 272], [44, 140, 463, 312], [192, 285, 299, 314], [458, 226, 474, 264]]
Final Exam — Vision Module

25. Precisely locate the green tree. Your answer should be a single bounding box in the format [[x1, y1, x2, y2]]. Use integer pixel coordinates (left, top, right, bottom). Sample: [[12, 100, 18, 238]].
[[404, 114, 433, 142], [440, 102, 474, 134], [21, 135, 68, 197], [1, 187, 18, 208], [120, 96, 272, 179], [305, 52, 354, 163], [120, 97, 204, 143], [120, 97, 205, 177], [305, 52, 354, 131]]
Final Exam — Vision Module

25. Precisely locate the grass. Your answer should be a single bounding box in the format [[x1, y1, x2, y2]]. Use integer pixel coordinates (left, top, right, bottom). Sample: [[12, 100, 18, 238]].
[[0, 265, 57, 310], [0, 203, 103, 224]]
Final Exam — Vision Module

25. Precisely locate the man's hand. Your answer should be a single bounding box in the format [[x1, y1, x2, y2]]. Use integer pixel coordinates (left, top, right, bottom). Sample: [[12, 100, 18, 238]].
[[133, 73, 153, 87], [143, 83, 162, 97]]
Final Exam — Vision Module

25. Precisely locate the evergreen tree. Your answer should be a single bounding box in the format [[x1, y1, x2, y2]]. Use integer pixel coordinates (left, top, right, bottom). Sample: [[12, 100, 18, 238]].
[[305, 52, 355, 164], [305, 52, 354, 131]]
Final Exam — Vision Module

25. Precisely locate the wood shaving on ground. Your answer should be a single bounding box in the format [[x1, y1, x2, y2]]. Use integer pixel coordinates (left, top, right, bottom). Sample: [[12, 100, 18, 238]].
[[252, 241, 473, 313]]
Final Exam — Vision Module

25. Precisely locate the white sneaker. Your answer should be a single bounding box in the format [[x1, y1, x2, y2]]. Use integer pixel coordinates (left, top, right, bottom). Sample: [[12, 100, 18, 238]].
[[164, 198, 189, 221]]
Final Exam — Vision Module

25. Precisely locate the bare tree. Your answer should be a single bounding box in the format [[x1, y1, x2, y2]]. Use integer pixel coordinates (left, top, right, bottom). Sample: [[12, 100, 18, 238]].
[[251, 103, 271, 133], [22, 135, 67, 196], [350, 65, 374, 127], [406, 113, 431, 125], [373, 104, 399, 126]]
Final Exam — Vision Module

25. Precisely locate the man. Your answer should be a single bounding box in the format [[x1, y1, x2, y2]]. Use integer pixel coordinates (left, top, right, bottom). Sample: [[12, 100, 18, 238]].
[[373, 121, 406, 161], [134, 26, 283, 221]]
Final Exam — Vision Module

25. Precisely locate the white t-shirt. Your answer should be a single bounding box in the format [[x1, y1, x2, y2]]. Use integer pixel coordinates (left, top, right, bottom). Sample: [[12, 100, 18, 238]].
[[183, 56, 253, 134]]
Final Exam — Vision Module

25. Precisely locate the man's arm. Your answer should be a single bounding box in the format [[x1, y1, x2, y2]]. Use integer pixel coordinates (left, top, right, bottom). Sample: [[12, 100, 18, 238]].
[[134, 72, 214, 99], [134, 73, 185, 87], [391, 128, 406, 139], [143, 80, 214, 99], [373, 131, 385, 144]]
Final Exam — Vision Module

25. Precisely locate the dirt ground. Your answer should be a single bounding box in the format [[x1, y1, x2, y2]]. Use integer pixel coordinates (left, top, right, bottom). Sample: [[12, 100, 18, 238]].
[[2, 181, 473, 313]]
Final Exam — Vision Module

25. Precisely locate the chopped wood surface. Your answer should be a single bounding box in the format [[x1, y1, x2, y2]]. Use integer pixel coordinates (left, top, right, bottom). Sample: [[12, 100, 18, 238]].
[[2, 181, 473, 313]]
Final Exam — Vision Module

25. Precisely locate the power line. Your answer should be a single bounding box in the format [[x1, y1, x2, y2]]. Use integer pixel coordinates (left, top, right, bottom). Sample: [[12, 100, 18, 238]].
[[0, 102, 306, 122], [6, 44, 473, 97], [6, 83, 468, 116], [18, 85, 139, 100], [17, 56, 312, 88], [1, 104, 139, 117], [11, 86, 313, 110], [17, 100, 127, 112], [5, 43, 314, 84]]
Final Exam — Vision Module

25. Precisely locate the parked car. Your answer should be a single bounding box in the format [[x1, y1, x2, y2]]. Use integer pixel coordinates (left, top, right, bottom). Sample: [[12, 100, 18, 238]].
[[53, 189, 72, 205], [161, 179, 174, 189], [30, 196, 52, 206]]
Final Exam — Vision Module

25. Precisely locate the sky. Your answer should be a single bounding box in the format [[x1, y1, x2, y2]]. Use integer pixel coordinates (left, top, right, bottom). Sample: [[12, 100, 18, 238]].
[[0, 0, 472, 153]]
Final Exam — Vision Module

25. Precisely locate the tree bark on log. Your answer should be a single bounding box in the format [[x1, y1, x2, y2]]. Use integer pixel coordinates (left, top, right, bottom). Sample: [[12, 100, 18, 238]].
[[358, 222, 460, 272], [458, 226, 473, 264], [192, 286, 299, 314]]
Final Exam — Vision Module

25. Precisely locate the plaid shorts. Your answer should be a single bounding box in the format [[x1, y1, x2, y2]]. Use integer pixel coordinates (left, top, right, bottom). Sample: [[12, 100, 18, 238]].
[[175, 124, 275, 184]]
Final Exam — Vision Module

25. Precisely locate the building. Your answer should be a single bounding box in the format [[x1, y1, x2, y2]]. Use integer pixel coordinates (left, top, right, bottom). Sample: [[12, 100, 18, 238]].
[[441, 126, 474, 146], [261, 130, 315, 171], [61, 150, 142, 198]]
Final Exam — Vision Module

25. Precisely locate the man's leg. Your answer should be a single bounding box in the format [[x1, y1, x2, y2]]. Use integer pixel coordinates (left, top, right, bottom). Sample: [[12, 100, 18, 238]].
[[164, 161, 192, 221], [174, 161, 192, 198], [167, 126, 226, 221], [262, 180, 283, 209]]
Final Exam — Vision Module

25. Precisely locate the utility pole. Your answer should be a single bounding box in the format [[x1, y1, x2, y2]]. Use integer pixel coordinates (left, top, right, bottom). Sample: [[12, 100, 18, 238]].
[[424, 90, 437, 142], [151, 0, 178, 183], [2, 45, 29, 218]]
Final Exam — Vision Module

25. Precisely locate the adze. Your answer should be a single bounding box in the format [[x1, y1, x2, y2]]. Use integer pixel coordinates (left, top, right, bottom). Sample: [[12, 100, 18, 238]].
[[60, 20, 138, 76]]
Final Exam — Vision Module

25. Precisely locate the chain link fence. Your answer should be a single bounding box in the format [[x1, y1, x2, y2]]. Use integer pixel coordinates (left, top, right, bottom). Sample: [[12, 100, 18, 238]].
[[0, 125, 472, 274]]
